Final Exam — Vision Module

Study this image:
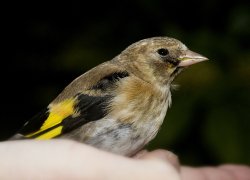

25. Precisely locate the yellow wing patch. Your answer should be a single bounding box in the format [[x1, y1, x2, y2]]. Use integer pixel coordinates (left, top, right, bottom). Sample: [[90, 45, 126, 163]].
[[26, 98, 76, 139], [36, 126, 63, 140]]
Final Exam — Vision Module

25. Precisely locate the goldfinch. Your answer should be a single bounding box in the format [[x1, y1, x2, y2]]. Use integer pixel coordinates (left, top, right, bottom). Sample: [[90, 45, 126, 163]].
[[11, 37, 208, 156]]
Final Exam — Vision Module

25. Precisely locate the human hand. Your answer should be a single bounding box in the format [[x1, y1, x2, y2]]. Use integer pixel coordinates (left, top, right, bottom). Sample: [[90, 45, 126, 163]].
[[0, 139, 179, 180], [0, 139, 249, 180]]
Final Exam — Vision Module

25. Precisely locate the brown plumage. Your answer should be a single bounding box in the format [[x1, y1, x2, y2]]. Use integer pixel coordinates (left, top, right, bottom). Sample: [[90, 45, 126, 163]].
[[11, 37, 208, 156]]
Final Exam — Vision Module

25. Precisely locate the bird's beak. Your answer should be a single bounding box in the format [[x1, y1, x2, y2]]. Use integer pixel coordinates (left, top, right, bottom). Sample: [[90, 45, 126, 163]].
[[178, 50, 208, 67]]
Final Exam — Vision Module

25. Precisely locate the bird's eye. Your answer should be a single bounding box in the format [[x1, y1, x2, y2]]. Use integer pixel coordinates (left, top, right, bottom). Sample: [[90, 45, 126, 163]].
[[157, 48, 169, 57]]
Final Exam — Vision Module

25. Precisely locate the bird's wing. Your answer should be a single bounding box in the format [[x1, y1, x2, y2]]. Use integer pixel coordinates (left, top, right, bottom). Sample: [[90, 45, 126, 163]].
[[15, 94, 112, 140], [13, 69, 130, 140]]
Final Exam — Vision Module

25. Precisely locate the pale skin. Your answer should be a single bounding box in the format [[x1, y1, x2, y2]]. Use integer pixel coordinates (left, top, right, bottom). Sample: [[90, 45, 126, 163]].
[[0, 140, 249, 180]]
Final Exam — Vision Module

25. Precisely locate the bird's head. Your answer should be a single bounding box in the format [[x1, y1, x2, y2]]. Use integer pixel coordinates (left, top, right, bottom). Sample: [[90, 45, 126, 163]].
[[118, 37, 208, 86]]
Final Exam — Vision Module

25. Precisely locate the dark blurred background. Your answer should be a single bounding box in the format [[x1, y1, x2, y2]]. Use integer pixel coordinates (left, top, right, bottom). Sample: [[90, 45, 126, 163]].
[[1, 1, 249, 166]]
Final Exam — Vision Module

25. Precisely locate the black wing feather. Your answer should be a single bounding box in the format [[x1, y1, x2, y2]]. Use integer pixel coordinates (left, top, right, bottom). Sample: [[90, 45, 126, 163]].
[[18, 108, 50, 135], [92, 71, 129, 90], [61, 94, 112, 134]]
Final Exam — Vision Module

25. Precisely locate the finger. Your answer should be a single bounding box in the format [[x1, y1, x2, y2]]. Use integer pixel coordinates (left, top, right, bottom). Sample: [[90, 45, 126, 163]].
[[133, 150, 149, 159], [181, 165, 250, 180], [218, 164, 250, 180], [138, 149, 180, 171]]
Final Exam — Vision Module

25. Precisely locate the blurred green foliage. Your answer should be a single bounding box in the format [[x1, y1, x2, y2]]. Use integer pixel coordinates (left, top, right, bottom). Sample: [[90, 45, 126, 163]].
[[2, 0, 249, 166]]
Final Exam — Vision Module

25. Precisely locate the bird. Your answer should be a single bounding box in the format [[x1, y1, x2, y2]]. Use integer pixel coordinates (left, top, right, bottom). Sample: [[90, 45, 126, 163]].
[[11, 37, 208, 156]]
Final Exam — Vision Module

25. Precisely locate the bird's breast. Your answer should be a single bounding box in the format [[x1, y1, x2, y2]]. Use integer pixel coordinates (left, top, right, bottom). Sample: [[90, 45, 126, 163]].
[[108, 79, 172, 149]]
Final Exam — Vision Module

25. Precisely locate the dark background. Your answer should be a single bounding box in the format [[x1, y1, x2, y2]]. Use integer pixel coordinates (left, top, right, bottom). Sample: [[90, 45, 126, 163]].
[[2, 1, 250, 166]]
